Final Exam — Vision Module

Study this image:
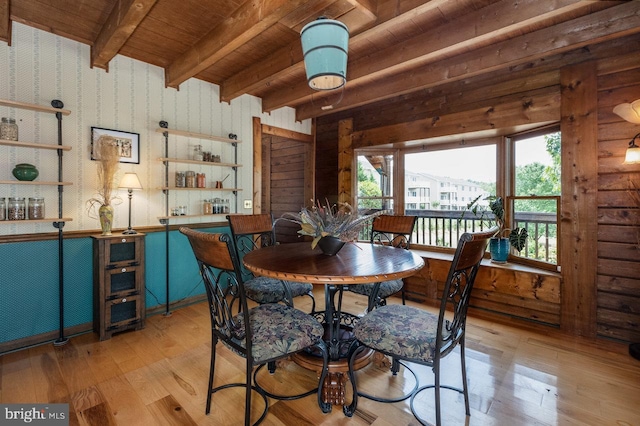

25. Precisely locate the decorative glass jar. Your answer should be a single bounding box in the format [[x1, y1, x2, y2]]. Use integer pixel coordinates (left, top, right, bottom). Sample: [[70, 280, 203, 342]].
[[28, 197, 45, 219], [175, 171, 185, 188], [193, 145, 203, 161], [7, 197, 26, 220], [185, 171, 195, 188], [0, 117, 18, 141]]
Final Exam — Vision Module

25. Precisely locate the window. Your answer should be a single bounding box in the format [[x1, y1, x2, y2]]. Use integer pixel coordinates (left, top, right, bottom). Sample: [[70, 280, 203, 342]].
[[510, 129, 561, 266], [404, 143, 497, 248], [354, 127, 561, 269], [355, 152, 394, 213]]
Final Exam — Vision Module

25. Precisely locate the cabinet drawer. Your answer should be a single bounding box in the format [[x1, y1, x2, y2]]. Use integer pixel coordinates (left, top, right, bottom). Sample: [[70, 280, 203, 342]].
[[105, 265, 142, 296], [105, 237, 143, 265], [105, 294, 142, 329]]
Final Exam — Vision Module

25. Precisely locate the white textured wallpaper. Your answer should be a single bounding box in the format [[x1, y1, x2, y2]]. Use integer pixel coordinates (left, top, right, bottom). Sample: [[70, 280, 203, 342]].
[[0, 23, 311, 235]]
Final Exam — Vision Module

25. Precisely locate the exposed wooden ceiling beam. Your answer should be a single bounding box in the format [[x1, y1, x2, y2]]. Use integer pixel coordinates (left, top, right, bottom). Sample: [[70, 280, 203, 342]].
[[262, 0, 600, 114], [0, 0, 10, 44], [294, 1, 640, 120], [351, 91, 561, 148], [165, 0, 312, 89], [345, 0, 376, 21], [221, 0, 450, 102], [91, 0, 157, 70]]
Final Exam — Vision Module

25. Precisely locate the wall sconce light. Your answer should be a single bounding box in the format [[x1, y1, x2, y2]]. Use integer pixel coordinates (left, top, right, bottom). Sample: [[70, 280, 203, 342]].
[[301, 17, 349, 91], [118, 172, 143, 234], [613, 99, 640, 164]]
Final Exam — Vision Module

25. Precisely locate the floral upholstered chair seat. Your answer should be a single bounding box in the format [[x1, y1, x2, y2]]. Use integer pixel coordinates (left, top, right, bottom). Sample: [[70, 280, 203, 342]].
[[224, 303, 324, 363], [354, 304, 445, 363]]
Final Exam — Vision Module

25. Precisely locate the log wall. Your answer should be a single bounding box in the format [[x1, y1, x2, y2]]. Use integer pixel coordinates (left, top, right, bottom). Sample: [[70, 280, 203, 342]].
[[315, 34, 640, 342]]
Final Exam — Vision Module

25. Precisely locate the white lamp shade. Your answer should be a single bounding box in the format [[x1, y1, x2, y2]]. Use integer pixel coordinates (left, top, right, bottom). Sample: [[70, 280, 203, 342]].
[[301, 18, 349, 91], [613, 99, 640, 124], [624, 144, 640, 164], [118, 172, 143, 190]]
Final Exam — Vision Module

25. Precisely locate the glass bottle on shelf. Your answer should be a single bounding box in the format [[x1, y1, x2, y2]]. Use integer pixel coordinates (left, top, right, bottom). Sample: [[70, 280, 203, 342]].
[[0, 197, 5, 220], [0, 117, 18, 141], [193, 145, 203, 161], [28, 197, 45, 219]]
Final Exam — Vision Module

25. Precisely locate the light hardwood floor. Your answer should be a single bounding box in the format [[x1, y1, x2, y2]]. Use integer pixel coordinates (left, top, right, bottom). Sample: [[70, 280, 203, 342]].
[[1, 288, 639, 425]]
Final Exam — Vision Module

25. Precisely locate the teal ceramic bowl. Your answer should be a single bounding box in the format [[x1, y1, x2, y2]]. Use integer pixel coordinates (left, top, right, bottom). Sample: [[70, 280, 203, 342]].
[[12, 163, 39, 181]]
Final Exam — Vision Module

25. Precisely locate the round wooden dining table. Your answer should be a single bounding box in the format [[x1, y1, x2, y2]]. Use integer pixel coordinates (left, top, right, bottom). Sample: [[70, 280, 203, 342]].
[[242, 241, 424, 406]]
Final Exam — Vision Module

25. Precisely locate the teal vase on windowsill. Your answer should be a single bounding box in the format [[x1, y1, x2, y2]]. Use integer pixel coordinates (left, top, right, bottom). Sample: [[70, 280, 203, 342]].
[[489, 237, 510, 263]]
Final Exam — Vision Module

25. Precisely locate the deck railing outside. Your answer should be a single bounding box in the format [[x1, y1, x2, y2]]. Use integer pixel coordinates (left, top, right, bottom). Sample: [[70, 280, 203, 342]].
[[359, 209, 558, 264]]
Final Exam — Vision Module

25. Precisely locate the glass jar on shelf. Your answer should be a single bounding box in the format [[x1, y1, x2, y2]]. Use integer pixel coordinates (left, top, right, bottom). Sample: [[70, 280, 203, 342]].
[[223, 199, 230, 214], [193, 145, 203, 161], [0, 197, 6, 220], [28, 197, 45, 219], [203, 199, 213, 215], [196, 173, 206, 188], [7, 197, 26, 220], [185, 171, 195, 188], [175, 171, 185, 188], [0, 117, 18, 141]]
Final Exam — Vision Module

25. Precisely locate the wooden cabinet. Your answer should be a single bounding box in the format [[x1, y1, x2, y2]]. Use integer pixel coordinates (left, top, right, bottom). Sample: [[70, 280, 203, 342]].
[[92, 233, 145, 340]]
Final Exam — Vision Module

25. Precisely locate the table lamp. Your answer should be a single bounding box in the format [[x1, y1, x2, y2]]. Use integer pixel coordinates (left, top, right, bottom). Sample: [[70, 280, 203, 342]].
[[118, 172, 143, 234]]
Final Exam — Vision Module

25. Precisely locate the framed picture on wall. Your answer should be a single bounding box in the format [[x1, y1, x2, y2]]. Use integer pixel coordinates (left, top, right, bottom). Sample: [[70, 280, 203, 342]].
[[91, 127, 140, 164]]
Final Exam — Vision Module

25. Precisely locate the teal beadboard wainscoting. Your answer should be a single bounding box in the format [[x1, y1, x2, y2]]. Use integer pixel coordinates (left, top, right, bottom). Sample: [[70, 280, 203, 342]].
[[0, 226, 228, 353]]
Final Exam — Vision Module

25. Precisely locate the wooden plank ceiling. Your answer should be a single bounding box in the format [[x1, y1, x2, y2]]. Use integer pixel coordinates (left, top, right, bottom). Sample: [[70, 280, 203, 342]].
[[1, 0, 638, 121]]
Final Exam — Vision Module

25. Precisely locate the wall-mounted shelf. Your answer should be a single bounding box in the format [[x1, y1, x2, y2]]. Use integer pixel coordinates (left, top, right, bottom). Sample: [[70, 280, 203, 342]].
[[158, 157, 241, 168], [0, 180, 73, 186], [155, 127, 241, 144], [158, 186, 241, 192], [3, 218, 73, 224], [0, 139, 72, 150], [157, 213, 229, 221], [0, 99, 71, 116], [0, 98, 71, 346], [156, 120, 241, 316]]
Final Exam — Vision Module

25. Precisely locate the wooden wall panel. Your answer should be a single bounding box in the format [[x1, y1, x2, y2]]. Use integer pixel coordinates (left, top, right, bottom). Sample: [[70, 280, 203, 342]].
[[403, 254, 562, 326], [313, 36, 640, 342], [596, 55, 640, 343]]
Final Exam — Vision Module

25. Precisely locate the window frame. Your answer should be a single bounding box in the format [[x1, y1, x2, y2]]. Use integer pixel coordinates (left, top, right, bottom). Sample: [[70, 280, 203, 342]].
[[353, 125, 561, 271]]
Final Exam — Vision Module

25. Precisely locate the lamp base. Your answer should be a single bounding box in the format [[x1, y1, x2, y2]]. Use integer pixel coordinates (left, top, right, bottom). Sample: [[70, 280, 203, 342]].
[[122, 229, 138, 235]]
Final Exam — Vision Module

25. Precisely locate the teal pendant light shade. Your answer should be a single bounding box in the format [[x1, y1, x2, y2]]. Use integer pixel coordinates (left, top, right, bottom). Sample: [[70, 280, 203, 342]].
[[301, 18, 349, 91]]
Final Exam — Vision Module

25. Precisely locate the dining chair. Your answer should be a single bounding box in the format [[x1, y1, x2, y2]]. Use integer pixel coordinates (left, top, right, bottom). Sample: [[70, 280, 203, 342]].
[[346, 214, 417, 311], [343, 227, 497, 426], [179, 227, 330, 425], [227, 214, 316, 313]]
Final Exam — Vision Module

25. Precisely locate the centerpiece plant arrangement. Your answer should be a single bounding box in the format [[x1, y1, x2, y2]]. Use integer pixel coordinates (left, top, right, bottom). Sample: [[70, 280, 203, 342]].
[[86, 135, 121, 235], [461, 195, 528, 263], [277, 199, 387, 255]]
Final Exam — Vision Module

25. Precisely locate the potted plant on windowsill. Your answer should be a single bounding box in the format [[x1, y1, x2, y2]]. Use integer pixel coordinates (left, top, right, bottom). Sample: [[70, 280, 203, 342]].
[[276, 199, 387, 255], [461, 195, 528, 263]]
